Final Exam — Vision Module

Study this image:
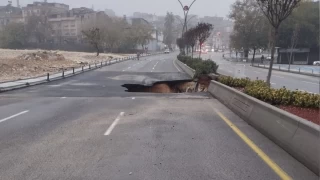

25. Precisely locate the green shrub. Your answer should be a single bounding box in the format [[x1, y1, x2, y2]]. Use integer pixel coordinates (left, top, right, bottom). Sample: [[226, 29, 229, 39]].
[[218, 76, 251, 88], [176, 55, 219, 78], [218, 76, 320, 109]]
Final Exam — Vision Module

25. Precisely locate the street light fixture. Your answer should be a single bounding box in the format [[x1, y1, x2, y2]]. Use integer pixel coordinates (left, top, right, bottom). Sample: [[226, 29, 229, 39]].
[[177, 0, 197, 36]]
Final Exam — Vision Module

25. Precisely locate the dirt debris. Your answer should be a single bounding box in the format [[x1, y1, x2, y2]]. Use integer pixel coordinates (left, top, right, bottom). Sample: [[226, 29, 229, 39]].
[[17, 51, 65, 61], [0, 49, 131, 82]]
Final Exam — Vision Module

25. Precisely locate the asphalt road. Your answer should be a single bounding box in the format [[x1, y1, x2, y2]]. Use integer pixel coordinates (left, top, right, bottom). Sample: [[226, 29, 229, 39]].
[[203, 52, 320, 94], [0, 52, 317, 180]]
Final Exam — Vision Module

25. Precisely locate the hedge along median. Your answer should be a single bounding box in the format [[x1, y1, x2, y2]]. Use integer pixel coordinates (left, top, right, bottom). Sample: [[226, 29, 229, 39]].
[[177, 55, 219, 78], [176, 55, 220, 92], [217, 76, 320, 125]]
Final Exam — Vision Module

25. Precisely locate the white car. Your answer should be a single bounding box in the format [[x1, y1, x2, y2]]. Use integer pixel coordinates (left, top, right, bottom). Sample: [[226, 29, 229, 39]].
[[313, 61, 320, 66], [164, 49, 170, 54]]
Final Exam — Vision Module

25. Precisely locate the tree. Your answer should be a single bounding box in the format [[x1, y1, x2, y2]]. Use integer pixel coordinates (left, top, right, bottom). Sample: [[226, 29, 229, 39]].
[[163, 12, 175, 49], [278, 1, 319, 49], [184, 27, 197, 58], [176, 37, 186, 54], [103, 18, 127, 52], [288, 24, 300, 69], [194, 23, 213, 58], [82, 28, 102, 56], [0, 23, 27, 48], [256, 0, 301, 85], [25, 15, 52, 43], [229, 0, 268, 62]]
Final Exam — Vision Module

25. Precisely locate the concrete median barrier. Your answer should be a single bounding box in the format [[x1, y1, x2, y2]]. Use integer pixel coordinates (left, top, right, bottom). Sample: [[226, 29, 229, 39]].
[[208, 80, 320, 175], [175, 60, 195, 78]]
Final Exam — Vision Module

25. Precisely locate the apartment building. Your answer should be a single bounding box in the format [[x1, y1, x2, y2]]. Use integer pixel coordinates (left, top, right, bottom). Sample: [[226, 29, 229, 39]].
[[22, 1, 69, 22], [49, 9, 107, 43], [0, 4, 23, 30]]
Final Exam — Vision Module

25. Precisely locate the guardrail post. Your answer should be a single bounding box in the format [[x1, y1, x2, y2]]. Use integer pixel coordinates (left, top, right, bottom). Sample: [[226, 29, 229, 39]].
[[101, 62, 103, 68], [82, 66, 84, 72], [62, 70, 65, 78], [95, 63, 97, 68], [89, 64, 91, 69], [299, 68, 300, 73], [47, 73, 50, 81], [73, 67, 75, 74]]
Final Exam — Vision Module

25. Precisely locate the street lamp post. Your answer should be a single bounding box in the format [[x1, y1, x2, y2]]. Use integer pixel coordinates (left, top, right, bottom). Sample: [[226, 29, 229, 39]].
[[177, 0, 197, 36]]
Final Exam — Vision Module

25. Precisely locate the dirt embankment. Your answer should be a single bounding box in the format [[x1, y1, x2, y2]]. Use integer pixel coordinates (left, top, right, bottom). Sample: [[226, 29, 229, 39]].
[[0, 49, 131, 82]]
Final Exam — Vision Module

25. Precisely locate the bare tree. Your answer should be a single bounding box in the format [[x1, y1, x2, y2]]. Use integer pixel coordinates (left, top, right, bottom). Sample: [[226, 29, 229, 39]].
[[25, 15, 52, 43], [256, 0, 301, 85], [82, 28, 102, 56], [288, 24, 300, 70], [194, 23, 213, 58]]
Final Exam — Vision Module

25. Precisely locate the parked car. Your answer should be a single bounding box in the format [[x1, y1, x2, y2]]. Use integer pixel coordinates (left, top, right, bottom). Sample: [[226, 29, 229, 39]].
[[313, 61, 320, 66], [164, 49, 170, 54], [266, 56, 272, 60]]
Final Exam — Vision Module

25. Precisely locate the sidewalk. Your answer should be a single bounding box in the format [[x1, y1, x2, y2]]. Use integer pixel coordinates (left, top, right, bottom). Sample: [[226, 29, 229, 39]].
[[252, 63, 320, 77]]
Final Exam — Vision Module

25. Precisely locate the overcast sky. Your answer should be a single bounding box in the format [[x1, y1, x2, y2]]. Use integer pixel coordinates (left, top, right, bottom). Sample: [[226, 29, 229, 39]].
[[8, 0, 235, 17]]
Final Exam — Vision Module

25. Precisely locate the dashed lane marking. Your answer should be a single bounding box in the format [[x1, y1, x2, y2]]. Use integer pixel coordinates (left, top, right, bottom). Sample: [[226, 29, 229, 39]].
[[104, 112, 125, 136], [0, 110, 29, 124]]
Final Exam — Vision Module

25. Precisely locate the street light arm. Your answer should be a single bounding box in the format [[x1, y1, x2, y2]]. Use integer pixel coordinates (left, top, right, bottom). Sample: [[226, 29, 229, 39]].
[[189, 0, 197, 9], [187, 15, 197, 23], [177, 0, 184, 9]]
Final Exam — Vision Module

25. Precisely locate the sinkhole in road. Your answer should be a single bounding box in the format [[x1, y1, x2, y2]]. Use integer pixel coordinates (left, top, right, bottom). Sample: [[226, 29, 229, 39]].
[[122, 76, 212, 93]]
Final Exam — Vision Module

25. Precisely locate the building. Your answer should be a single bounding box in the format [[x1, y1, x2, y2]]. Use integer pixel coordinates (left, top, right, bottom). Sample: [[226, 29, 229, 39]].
[[105, 9, 115, 17], [22, 1, 69, 22], [21, 1, 105, 43], [277, 48, 320, 65], [0, 4, 23, 30], [49, 10, 105, 43], [129, 17, 165, 51]]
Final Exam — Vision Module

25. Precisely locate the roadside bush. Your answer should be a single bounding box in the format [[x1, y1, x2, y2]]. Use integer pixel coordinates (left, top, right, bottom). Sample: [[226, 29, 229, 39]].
[[218, 76, 320, 108], [177, 55, 219, 78], [218, 76, 251, 88]]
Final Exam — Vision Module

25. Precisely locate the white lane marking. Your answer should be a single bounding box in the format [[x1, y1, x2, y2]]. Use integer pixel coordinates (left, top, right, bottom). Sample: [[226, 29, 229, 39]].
[[104, 112, 125, 136], [302, 81, 319, 85], [173, 60, 181, 72], [132, 97, 135, 100], [0, 110, 29, 124], [273, 75, 285, 79], [127, 67, 131, 69], [61, 97, 67, 99], [151, 61, 159, 71], [253, 71, 261, 73], [122, 69, 125, 71]]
